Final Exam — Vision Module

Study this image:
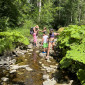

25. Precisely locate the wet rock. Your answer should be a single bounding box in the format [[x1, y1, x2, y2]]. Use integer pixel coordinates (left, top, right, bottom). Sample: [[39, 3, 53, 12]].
[[36, 50, 39, 53], [46, 59, 51, 63], [12, 55, 16, 57], [42, 65, 56, 73], [1, 77, 9, 82], [16, 51, 24, 56], [69, 80, 73, 85], [0, 61, 9, 66], [26, 67, 33, 71], [38, 39, 42, 42], [18, 65, 29, 69], [49, 50, 54, 55], [39, 53, 46, 58], [10, 65, 33, 72], [41, 64, 45, 67], [43, 74, 49, 80], [39, 61, 42, 64], [27, 49, 29, 51], [7, 57, 11, 61], [50, 65, 58, 69], [10, 70, 16, 73], [30, 39, 33, 43], [11, 65, 19, 70], [10, 59, 16, 64], [43, 78, 56, 85], [21, 50, 27, 53], [25, 59, 27, 61], [29, 49, 33, 52], [14, 47, 27, 56], [41, 68, 46, 71], [28, 53, 32, 55], [27, 44, 33, 49]]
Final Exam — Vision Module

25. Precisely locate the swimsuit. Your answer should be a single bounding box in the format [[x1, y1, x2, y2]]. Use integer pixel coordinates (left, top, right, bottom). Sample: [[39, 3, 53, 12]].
[[50, 32, 54, 38], [49, 40, 54, 43], [49, 33, 55, 43]]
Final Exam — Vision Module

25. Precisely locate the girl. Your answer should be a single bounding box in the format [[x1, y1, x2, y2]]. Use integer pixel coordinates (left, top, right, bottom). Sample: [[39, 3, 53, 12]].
[[33, 25, 39, 46], [33, 29, 37, 46], [46, 29, 60, 59]]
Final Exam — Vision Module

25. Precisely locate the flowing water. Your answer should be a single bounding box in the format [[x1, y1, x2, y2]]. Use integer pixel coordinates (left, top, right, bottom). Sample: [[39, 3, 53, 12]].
[[0, 47, 81, 85]]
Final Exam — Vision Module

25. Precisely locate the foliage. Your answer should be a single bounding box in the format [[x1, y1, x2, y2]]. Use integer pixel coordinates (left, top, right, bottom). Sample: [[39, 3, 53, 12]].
[[40, 1, 55, 28], [0, 31, 29, 54], [57, 25, 85, 85], [10, 20, 35, 37], [53, 0, 85, 28], [77, 69, 85, 85]]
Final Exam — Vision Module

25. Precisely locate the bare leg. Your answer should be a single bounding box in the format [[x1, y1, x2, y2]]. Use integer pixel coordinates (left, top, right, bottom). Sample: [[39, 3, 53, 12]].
[[52, 42, 56, 53], [46, 48, 47, 52], [44, 48, 46, 52], [52, 42, 55, 50], [36, 41, 37, 46], [46, 42, 51, 58]]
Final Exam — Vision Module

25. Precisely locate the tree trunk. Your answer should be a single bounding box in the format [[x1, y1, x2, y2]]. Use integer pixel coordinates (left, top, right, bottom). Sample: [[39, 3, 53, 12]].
[[59, 0, 61, 20], [71, 12, 72, 22], [38, 0, 41, 21]]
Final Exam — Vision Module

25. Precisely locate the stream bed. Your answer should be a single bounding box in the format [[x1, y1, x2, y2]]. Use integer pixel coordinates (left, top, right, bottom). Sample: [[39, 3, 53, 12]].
[[0, 46, 81, 85]]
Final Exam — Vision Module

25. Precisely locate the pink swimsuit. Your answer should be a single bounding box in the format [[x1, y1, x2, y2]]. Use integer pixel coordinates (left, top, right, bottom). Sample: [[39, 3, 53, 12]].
[[33, 33, 37, 43]]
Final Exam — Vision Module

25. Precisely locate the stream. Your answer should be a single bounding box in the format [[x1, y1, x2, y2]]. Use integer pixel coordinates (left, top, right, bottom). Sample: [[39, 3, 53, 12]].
[[0, 39, 81, 85]]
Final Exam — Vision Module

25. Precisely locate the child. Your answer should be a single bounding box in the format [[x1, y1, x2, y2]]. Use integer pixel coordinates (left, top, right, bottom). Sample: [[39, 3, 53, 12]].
[[33, 25, 39, 46], [41, 32, 48, 53], [33, 30, 37, 46], [46, 29, 60, 59]]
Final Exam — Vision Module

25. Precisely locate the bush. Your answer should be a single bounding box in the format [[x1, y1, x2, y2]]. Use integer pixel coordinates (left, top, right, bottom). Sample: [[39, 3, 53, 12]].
[[57, 25, 85, 85], [0, 31, 29, 54]]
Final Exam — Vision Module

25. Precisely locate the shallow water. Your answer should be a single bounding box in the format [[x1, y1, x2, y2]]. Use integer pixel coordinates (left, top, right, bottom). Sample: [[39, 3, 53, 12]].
[[0, 47, 81, 85]]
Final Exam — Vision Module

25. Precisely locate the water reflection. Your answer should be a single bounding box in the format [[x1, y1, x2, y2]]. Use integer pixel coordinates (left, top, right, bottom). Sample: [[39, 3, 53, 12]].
[[33, 49, 37, 63]]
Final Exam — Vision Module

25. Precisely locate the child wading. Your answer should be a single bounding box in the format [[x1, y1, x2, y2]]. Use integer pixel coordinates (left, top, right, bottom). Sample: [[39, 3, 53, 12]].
[[42, 32, 48, 53], [46, 29, 60, 59], [33, 25, 39, 46]]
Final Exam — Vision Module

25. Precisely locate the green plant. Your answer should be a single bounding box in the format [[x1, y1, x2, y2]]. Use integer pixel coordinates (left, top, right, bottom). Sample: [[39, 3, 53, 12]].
[[57, 25, 85, 85], [0, 31, 29, 54]]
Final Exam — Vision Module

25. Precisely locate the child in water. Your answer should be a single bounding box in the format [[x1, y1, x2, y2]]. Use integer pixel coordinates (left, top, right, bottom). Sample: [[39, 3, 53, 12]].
[[46, 29, 60, 59], [33, 25, 39, 46], [41, 32, 48, 53]]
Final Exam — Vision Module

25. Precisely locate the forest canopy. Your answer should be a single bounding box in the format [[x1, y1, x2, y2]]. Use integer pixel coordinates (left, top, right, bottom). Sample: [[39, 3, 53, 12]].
[[0, 0, 85, 31]]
